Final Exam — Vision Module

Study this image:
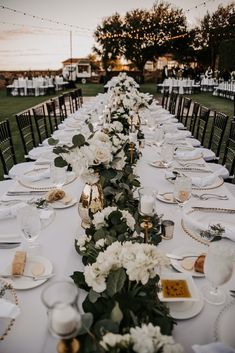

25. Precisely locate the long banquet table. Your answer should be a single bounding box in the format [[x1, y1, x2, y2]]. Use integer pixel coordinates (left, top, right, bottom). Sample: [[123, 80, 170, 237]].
[[1, 99, 235, 353]]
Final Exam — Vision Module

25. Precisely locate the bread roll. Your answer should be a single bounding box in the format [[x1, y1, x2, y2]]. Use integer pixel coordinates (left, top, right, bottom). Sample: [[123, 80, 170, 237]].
[[46, 189, 65, 202], [12, 251, 26, 276], [194, 254, 206, 273]]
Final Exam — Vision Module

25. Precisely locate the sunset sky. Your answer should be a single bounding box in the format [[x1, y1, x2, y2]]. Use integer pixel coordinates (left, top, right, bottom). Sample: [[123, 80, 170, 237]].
[[0, 0, 232, 70]]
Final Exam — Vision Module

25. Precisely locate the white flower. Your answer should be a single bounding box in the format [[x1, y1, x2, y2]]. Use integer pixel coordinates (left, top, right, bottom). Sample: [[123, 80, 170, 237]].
[[112, 121, 123, 132], [76, 234, 91, 251], [93, 131, 110, 143], [121, 209, 135, 230], [100, 332, 131, 350], [84, 264, 107, 293], [95, 238, 106, 248], [89, 140, 113, 166]]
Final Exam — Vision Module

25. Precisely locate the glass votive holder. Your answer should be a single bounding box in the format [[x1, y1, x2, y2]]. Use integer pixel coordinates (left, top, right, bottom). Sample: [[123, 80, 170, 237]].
[[138, 187, 156, 216], [161, 220, 174, 240], [41, 280, 81, 339]]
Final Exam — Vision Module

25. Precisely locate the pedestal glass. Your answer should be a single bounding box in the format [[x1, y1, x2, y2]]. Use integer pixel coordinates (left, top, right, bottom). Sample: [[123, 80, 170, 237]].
[[202, 243, 234, 305]]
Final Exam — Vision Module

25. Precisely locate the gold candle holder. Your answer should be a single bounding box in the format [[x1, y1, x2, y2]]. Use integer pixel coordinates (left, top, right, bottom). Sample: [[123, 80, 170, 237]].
[[140, 216, 153, 243], [57, 338, 80, 353]]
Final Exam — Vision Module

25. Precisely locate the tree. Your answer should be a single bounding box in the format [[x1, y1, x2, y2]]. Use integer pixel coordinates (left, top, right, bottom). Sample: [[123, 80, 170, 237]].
[[193, 3, 235, 70], [94, 1, 189, 79]]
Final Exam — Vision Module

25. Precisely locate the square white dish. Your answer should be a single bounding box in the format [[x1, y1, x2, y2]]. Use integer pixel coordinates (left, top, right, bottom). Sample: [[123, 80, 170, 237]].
[[158, 272, 200, 302]]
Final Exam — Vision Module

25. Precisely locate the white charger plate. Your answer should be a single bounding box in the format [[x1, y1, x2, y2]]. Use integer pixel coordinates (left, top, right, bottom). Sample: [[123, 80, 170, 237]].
[[214, 300, 235, 347], [18, 170, 76, 190], [167, 290, 204, 320], [170, 246, 206, 277], [4, 255, 53, 290]]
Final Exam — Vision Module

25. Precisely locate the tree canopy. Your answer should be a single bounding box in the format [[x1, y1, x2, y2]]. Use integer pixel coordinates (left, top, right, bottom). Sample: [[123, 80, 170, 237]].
[[94, 2, 190, 75]]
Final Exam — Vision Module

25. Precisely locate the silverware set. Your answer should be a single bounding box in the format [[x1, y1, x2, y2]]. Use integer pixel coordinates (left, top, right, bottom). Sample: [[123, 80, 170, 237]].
[[0, 273, 55, 281], [192, 193, 229, 200]]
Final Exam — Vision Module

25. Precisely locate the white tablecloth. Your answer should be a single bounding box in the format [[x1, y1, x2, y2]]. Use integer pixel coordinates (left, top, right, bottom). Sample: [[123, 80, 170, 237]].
[[1, 104, 235, 353]]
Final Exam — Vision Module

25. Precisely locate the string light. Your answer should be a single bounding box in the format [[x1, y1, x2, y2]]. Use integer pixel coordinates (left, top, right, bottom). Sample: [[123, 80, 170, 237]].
[[0, 4, 93, 33]]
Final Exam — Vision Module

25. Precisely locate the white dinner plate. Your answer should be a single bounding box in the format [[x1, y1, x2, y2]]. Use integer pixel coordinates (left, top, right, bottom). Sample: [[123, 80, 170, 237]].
[[167, 290, 204, 320], [170, 246, 206, 277], [4, 255, 53, 290], [156, 192, 177, 204], [214, 300, 235, 347], [50, 197, 77, 209]]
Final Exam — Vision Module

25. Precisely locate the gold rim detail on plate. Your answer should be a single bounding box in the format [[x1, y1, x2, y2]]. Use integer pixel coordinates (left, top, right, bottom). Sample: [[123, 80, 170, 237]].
[[181, 207, 235, 245], [0, 279, 19, 341], [18, 169, 77, 190], [167, 176, 224, 190]]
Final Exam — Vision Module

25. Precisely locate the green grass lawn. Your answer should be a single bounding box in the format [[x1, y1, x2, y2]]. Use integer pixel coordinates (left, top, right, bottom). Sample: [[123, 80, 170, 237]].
[[0, 83, 234, 180]]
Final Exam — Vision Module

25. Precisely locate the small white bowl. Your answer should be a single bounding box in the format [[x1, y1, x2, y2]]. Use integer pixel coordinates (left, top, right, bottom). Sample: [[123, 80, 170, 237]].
[[158, 272, 200, 302]]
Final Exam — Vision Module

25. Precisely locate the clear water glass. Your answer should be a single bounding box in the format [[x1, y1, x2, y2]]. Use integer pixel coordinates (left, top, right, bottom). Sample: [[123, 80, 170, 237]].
[[50, 163, 66, 188], [202, 243, 234, 305], [173, 175, 192, 210], [17, 204, 41, 249]]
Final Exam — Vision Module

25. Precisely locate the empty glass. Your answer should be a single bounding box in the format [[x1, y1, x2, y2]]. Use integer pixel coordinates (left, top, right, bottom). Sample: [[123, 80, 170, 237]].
[[154, 128, 165, 147], [50, 163, 66, 188], [17, 204, 41, 249], [160, 144, 175, 167]]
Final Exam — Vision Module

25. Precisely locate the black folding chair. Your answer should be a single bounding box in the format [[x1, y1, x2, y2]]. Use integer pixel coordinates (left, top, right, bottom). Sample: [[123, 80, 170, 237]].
[[180, 97, 192, 128], [189, 102, 200, 135], [208, 111, 229, 159], [32, 105, 49, 145], [46, 100, 60, 134], [0, 120, 17, 178], [222, 120, 235, 182], [16, 110, 36, 159], [194, 105, 210, 146]]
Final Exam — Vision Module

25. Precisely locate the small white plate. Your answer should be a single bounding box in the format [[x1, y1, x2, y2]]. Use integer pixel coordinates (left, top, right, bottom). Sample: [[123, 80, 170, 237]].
[[50, 197, 77, 209], [167, 290, 204, 320], [149, 161, 169, 169], [4, 255, 53, 290], [156, 192, 177, 204], [159, 272, 199, 302], [170, 247, 206, 277]]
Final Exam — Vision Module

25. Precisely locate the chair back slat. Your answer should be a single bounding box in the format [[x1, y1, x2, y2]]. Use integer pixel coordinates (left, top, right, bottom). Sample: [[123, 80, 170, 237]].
[[16, 110, 36, 157], [0, 120, 16, 176]]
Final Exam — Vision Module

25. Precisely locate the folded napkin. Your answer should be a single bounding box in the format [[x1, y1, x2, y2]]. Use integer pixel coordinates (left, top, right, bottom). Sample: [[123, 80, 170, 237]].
[[21, 169, 50, 183], [0, 233, 21, 243], [174, 149, 202, 160], [0, 202, 27, 220], [183, 209, 235, 241], [0, 298, 20, 319], [191, 167, 224, 187], [192, 342, 235, 353]]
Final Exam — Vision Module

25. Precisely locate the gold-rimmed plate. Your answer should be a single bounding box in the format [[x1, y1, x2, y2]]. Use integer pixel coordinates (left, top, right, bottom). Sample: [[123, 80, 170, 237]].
[[181, 207, 235, 245], [18, 170, 76, 190], [0, 279, 19, 341]]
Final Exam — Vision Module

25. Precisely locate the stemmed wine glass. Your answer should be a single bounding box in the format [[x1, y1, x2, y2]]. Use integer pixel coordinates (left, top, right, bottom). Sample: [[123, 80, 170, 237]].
[[202, 243, 234, 305], [173, 175, 192, 210], [159, 144, 175, 167], [154, 128, 165, 148], [17, 204, 41, 250]]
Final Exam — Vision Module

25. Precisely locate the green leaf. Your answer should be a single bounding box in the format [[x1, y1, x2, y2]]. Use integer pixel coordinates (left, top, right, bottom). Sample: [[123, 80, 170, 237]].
[[70, 271, 89, 291], [72, 134, 86, 147], [109, 210, 122, 225], [110, 301, 123, 324], [93, 319, 119, 339], [77, 313, 94, 335], [88, 122, 94, 133], [48, 137, 59, 145], [106, 268, 126, 297], [54, 156, 68, 168], [88, 289, 101, 303]]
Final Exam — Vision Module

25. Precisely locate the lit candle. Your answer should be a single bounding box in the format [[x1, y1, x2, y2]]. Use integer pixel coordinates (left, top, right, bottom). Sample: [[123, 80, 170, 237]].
[[140, 195, 154, 214], [51, 303, 79, 335]]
